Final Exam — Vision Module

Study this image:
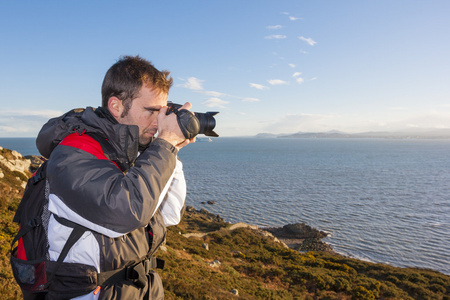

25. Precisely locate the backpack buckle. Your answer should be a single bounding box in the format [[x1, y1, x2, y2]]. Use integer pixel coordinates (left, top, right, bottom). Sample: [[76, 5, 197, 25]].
[[125, 263, 146, 288], [28, 217, 42, 228]]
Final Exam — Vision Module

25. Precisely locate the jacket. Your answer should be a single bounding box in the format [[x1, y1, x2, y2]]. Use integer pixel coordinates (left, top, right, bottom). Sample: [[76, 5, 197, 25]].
[[36, 107, 186, 299]]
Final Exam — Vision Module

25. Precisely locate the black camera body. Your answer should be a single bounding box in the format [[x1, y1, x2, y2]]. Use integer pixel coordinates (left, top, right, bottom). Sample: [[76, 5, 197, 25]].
[[166, 102, 219, 139]]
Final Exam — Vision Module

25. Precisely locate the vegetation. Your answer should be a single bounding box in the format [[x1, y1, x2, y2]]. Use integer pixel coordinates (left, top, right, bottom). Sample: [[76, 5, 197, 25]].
[[158, 209, 450, 300], [1, 147, 449, 299]]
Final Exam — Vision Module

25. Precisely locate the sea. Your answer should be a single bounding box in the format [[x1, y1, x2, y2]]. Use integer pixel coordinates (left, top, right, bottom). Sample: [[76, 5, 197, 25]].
[[1, 137, 449, 275]]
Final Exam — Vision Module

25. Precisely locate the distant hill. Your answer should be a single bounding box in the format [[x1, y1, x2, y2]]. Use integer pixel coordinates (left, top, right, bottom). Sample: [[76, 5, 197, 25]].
[[256, 128, 450, 139]]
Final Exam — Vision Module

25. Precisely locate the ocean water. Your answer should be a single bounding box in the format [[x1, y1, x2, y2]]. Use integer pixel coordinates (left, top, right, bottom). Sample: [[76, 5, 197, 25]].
[[178, 137, 450, 275], [0, 138, 40, 156], [1, 137, 449, 275]]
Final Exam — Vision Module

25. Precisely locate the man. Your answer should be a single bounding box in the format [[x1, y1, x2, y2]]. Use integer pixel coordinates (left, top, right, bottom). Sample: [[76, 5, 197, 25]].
[[35, 55, 193, 299]]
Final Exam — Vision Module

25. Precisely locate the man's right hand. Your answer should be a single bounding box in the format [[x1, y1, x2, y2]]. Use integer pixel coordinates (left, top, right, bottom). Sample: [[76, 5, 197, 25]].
[[157, 102, 193, 148]]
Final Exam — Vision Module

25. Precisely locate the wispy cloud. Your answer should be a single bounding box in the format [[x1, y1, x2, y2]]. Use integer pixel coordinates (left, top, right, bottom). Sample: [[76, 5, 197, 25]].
[[299, 36, 317, 46], [178, 77, 204, 90], [201, 90, 226, 97], [265, 35, 287, 40], [264, 113, 332, 133], [0, 109, 63, 136], [249, 83, 268, 90], [266, 25, 283, 30], [242, 98, 260, 102], [281, 12, 302, 21], [268, 79, 289, 85], [0, 109, 63, 118], [288, 64, 296, 68], [203, 98, 229, 108], [292, 72, 304, 84]]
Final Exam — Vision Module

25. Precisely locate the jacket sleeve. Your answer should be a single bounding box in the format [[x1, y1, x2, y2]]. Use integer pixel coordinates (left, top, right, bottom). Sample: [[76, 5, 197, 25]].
[[158, 159, 186, 226], [47, 134, 177, 237]]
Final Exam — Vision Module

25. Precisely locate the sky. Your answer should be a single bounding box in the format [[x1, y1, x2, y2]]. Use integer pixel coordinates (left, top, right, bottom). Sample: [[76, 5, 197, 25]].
[[1, 0, 450, 137]]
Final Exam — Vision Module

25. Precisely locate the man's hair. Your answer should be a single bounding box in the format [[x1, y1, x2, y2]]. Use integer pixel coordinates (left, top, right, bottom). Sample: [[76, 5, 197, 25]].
[[101, 55, 173, 117]]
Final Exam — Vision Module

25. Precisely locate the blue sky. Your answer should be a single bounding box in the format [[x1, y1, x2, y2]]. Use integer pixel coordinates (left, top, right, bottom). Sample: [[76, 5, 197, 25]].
[[1, 0, 450, 137]]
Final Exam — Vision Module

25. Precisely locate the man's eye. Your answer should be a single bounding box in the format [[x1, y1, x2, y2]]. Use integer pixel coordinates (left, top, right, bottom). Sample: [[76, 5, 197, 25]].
[[147, 109, 159, 114]]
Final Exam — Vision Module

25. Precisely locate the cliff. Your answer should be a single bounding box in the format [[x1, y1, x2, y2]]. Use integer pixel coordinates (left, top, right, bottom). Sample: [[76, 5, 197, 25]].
[[0, 147, 449, 300]]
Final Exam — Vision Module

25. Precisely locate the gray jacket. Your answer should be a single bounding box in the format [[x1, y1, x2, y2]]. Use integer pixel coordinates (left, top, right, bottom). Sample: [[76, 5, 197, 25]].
[[36, 107, 186, 299]]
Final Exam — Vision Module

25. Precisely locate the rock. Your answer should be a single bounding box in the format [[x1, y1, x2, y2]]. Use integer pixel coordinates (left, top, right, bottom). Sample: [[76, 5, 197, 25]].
[[0, 149, 31, 177], [185, 206, 195, 212], [208, 260, 221, 268], [265, 222, 328, 239], [182, 232, 207, 238], [230, 289, 239, 296], [202, 243, 209, 250], [228, 222, 258, 231], [297, 238, 334, 252], [231, 251, 245, 259], [25, 155, 46, 173], [207, 200, 215, 205], [263, 222, 334, 254]]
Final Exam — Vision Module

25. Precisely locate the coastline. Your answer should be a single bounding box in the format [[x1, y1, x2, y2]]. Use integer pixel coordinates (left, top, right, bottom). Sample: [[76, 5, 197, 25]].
[[185, 206, 335, 254], [1, 147, 450, 299]]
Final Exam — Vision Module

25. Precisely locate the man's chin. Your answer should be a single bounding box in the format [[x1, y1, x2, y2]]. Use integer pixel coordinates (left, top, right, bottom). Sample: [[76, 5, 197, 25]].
[[140, 132, 157, 144]]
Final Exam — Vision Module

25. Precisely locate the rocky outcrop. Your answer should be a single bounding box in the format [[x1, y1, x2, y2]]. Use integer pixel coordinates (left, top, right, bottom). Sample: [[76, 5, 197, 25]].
[[183, 206, 334, 254], [264, 223, 334, 253], [0, 147, 31, 177]]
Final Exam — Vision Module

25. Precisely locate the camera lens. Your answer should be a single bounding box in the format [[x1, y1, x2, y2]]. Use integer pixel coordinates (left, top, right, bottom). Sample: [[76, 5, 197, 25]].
[[195, 112, 219, 137]]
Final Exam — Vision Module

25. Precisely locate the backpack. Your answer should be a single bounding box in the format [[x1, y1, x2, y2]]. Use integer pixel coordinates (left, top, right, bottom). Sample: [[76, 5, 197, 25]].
[[10, 132, 164, 299], [10, 158, 97, 299]]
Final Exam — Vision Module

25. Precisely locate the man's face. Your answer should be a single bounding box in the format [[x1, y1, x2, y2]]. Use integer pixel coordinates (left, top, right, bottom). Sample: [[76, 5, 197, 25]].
[[116, 86, 168, 145]]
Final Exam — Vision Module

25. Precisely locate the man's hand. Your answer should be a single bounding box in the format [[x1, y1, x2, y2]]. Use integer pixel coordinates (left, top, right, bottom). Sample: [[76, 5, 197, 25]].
[[158, 102, 196, 149]]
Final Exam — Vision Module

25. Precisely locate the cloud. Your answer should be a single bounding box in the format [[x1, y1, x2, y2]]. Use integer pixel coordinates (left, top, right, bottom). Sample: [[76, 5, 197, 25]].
[[289, 64, 296, 68], [267, 79, 288, 85], [292, 72, 304, 84], [267, 25, 283, 30], [264, 113, 332, 133], [201, 90, 226, 97], [242, 98, 260, 102], [249, 83, 268, 90], [0, 109, 63, 118], [265, 35, 287, 40], [203, 98, 229, 108], [0, 109, 63, 136], [299, 36, 317, 46], [178, 77, 204, 90], [281, 12, 302, 21]]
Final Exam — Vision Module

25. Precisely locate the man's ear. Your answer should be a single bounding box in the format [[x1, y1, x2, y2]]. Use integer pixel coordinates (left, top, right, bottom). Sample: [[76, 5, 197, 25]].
[[108, 97, 123, 119]]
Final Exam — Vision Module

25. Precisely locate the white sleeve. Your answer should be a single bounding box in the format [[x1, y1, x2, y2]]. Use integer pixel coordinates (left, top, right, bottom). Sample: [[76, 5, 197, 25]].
[[159, 159, 186, 226]]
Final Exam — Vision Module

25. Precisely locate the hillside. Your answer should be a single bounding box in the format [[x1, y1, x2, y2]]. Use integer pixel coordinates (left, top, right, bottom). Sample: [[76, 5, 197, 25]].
[[1, 147, 449, 299], [256, 129, 450, 139]]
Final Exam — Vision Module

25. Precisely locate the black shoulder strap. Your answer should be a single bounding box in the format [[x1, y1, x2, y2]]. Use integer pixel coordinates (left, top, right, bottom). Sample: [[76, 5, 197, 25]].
[[44, 224, 87, 289]]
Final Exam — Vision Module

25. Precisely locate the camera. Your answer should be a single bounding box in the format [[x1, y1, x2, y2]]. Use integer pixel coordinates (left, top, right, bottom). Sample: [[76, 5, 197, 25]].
[[166, 102, 219, 139]]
